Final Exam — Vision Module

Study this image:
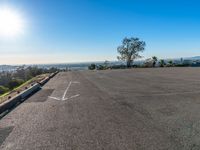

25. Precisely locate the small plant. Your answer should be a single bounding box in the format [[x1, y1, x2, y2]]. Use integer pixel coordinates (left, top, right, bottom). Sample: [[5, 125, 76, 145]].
[[103, 60, 110, 69], [144, 58, 153, 68], [97, 65, 104, 70], [159, 59, 166, 67], [88, 64, 96, 70], [167, 60, 173, 67], [0, 86, 9, 95], [152, 56, 158, 67]]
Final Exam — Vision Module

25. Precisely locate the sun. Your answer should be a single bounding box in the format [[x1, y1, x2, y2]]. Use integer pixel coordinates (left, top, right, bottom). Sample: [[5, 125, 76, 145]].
[[0, 7, 24, 38]]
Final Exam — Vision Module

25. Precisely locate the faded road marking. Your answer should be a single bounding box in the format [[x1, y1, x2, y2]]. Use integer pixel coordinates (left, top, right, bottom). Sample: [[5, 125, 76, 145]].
[[49, 81, 80, 101]]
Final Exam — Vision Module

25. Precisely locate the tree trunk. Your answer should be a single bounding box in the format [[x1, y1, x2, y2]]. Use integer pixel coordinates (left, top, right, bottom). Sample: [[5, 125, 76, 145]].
[[153, 61, 156, 67], [127, 60, 133, 68]]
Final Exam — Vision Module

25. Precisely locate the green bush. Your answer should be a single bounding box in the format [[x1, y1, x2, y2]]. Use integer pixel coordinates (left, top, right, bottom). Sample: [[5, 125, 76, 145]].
[[88, 64, 96, 70], [97, 65, 106, 70], [111, 65, 127, 69], [159, 59, 166, 67], [8, 79, 24, 90], [0, 86, 9, 95]]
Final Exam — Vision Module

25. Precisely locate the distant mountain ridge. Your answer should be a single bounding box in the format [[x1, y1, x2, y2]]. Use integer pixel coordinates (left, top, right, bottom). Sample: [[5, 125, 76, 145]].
[[0, 56, 200, 72], [186, 56, 200, 60]]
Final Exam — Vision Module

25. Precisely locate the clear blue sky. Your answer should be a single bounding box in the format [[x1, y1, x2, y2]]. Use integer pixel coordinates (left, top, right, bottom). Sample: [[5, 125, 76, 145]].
[[0, 0, 200, 64]]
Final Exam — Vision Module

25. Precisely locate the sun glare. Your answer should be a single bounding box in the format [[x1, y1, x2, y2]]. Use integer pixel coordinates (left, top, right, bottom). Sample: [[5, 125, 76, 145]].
[[0, 7, 24, 38]]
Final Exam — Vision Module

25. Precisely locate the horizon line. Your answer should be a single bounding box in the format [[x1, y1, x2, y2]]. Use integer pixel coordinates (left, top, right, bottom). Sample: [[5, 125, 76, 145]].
[[0, 55, 199, 66]]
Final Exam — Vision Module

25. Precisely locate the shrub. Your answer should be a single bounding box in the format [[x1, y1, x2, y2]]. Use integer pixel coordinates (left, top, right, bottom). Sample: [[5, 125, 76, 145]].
[[111, 65, 127, 69], [159, 59, 166, 67], [144, 58, 153, 68], [8, 79, 24, 90], [174, 64, 190, 67], [88, 64, 96, 70], [0, 86, 9, 95], [97, 65, 106, 70]]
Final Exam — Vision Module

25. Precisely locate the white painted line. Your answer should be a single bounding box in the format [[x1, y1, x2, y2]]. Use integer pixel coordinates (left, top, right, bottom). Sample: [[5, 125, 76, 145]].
[[70, 94, 80, 99], [48, 81, 81, 101], [48, 96, 61, 101], [62, 81, 72, 100], [72, 81, 80, 84], [63, 94, 80, 101]]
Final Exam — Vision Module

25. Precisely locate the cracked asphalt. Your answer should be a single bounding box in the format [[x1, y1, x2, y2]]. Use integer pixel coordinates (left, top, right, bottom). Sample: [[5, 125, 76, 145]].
[[1, 68, 200, 150]]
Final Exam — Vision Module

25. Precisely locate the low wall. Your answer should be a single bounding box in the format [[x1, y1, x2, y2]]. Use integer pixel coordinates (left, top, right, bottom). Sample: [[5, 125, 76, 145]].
[[39, 77, 50, 86], [0, 72, 59, 114], [39, 71, 58, 86], [20, 83, 41, 99], [0, 95, 21, 114], [0, 83, 41, 114], [49, 71, 59, 78]]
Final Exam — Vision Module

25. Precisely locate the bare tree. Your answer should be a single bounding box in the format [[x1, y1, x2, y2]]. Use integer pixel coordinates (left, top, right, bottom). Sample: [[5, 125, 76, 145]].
[[117, 37, 146, 68]]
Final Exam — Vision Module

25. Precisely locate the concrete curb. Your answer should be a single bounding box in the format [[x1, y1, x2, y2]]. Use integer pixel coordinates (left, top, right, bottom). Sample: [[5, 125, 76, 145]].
[[0, 83, 40, 114], [38, 71, 58, 86], [0, 72, 59, 115], [39, 77, 50, 86], [0, 95, 21, 115], [20, 83, 41, 99], [49, 71, 59, 78]]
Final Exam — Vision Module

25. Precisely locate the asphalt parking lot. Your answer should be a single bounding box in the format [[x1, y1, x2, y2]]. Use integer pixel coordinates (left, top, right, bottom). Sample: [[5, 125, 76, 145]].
[[1, 67, 200, 150]]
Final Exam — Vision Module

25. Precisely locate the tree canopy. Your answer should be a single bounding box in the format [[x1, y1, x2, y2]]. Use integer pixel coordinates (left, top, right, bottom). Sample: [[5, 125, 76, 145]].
[[117, 37, 146, 67]]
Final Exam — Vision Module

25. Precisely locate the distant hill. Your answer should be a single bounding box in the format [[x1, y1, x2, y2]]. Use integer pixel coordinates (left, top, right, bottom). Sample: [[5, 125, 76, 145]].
[[186, 56, 200, 60], [1, 56, 200, 72], [0, 65, 19, 72]]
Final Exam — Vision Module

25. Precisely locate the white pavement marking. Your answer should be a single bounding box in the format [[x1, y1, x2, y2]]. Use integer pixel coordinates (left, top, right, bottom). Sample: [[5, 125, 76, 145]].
[[70, 94, 80, 99], [62, 81, 72, 100], [63, 94, 80, 101], [48, 81, 80, 101], [72, 81, 80, 84], [48, 96, 61, 101]]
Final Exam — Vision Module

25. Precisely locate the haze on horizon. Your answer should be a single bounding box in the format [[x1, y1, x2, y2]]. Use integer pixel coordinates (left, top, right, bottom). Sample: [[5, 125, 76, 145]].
[[0, 0, 200, 65]]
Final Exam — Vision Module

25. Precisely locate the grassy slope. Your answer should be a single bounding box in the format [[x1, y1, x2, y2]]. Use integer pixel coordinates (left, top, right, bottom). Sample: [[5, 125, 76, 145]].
[[0, 73, 49, 104]]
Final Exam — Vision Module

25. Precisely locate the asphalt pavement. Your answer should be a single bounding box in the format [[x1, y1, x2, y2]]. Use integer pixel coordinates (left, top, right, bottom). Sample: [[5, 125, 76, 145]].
[[1, 67, 200, 150]]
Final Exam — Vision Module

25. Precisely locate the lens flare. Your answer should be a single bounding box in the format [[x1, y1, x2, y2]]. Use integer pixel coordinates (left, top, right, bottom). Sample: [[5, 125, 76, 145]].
[[0, 7, 24, 38]]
